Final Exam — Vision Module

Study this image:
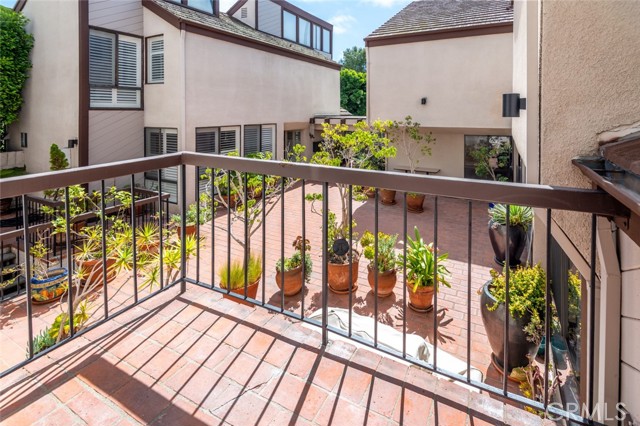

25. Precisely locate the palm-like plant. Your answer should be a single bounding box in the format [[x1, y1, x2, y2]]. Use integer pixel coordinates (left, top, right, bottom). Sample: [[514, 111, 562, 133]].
[[399, 226, 450, 292]]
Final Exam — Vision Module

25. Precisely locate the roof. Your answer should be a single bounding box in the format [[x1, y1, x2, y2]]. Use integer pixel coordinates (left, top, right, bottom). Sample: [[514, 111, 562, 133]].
[[366, 0, 513, 43], [146, 0, 339, 68]]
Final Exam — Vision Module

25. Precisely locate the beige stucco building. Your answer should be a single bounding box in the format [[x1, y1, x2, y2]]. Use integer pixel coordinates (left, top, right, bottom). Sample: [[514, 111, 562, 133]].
[[7, 0, 340, 201], [366, 0, 514, 178]]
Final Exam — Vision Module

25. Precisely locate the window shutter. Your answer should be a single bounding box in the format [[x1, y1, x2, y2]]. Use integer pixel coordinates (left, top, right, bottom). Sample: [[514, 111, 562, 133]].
[[148, 37, 164, 83], [243, 126, 260, 156], [196, 128, 217, 153], [118, 36, 140, 88], [220, 130, 237, 154], [89, 31, 114, 86], [261, 126, 274, 154]]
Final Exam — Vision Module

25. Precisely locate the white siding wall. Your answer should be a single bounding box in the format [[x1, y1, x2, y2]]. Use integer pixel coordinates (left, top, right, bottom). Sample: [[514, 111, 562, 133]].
[[232, 0, 256, 29], [89, 0, 143, 35], [619, 232, 640, 424], [257, 0, 281, 37]]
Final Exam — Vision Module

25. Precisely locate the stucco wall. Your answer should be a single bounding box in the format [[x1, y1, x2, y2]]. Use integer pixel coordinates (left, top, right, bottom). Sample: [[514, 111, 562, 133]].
[[619, 232, 640, 423], [510, 0, 539, 184], [540, 0, 640, 279], [183, 32, 340, 157], [368, 32, 513, 130], [8, 0, 79, 173]]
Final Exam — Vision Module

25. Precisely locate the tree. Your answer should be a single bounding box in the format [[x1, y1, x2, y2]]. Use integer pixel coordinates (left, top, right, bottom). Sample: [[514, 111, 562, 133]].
[[340, 46, 366, 73], [468, 137, 512, 181], [388, 116, 435, 174], [340, 69, 366, 116], [0, 7, 34, 142]]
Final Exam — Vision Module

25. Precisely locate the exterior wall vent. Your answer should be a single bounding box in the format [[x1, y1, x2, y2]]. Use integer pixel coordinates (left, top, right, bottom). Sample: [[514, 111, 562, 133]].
[[241, 7, 247, 18]]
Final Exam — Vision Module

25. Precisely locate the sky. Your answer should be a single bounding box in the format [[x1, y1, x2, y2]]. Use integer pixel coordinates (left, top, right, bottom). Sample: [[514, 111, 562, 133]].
[[0, 0, 412, 61]]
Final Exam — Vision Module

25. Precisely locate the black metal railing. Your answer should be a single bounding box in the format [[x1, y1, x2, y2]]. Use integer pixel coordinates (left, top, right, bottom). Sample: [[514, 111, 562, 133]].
[[0, 152, 628, 425]]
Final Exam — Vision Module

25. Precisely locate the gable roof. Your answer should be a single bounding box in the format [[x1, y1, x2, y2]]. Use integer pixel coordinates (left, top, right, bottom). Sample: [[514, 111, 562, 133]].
[[366, 0, 513, 47], [144, 0, 340, 70]]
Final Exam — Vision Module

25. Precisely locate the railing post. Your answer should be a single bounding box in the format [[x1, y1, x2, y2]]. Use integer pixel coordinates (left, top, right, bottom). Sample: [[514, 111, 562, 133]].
[[180, 164, 187, 293], [322, 182, 329, 346], [21, 195, 34, 358]]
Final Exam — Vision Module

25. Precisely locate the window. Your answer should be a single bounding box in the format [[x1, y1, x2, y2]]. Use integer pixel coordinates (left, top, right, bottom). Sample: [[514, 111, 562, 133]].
[[313, 25, 321, 50], [283, 10, 296, 42], [285, 130, 301, 159], [147, 36, 164, 84], [186, 0, 215, 14], [89, 29, 141, 108], [322, 28, 331, 53], [243, 125, 274, 157], [20, 133, 27, 148], [196, 127, 218, 194], [298, 18, 311, 47], [463, 135, 512, 181], [144, 128, 178, 202]]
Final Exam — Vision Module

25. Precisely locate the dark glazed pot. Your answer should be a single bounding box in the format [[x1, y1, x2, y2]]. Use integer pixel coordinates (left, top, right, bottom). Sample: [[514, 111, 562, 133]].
[[480, 281, 538, 373], [487, 220, 528, 267]]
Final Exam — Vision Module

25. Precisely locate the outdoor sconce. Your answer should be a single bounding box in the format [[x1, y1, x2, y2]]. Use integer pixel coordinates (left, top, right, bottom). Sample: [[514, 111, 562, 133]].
[[67, 138, 78, 149], [421, 97, 427, 105], [502, 93, 526, 117]]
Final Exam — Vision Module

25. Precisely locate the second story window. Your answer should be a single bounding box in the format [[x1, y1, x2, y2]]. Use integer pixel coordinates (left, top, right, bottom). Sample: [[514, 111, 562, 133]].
[[89, 29, 141, 108], [283, 10, 296, 42], [322, 28, 331, 54], [298, 18, 311, 47], [147, 36, 164, 84], [313, 25, 321, 50]]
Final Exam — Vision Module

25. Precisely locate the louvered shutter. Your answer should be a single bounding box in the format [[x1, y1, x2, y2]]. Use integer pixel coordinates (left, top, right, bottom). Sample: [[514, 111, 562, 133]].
[[89, 31, 115, 106], [196, 128, 217, 194], [220, 130, 238, 154], [243, 126, 260, 156], [117, 36, 140, 107], [144, 129, 178, 203], [148, 37, 164, 83], [261, 126, 274, 155]]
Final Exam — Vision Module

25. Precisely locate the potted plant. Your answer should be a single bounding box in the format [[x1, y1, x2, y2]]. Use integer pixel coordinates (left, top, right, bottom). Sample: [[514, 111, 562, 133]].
[[171, 199, 211, 238], [75, 223, 124, 287], [388, 116, 436, 212], [360, 230, 398, 297], [136, 222, 160, 253], [488, 204, 533, 267], [219, 254, 262, 306], [400, 226, 450, 311], [275, 236, 312, 296], [29, 239, 68, 304], [479, 264, 551, 373]]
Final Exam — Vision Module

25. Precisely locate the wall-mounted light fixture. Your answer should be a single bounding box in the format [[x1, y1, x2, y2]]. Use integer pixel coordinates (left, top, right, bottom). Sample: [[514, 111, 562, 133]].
[[421, 97, 427, 105], [67, 138, 78, 149], [502, 93, 526, 117]]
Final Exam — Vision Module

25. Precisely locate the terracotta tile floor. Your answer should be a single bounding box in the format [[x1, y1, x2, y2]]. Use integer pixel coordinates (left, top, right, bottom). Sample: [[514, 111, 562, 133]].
[[0, 284, 553, 425]]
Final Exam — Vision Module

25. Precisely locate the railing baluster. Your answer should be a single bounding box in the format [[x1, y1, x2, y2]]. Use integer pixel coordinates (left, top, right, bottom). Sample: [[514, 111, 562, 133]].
[[433, 196, 439, 370], [503, 205, 511, 395], [243, 172, 249, 300], [179, 165, 187, 293], [300, 179, 306, 318], [226, 170, 231, 295], [100, 181, 108, 319], [544, 208, 552, 408], [280, 175, 285, 311], [196, 168, 201, 285], [64, 187, 74, 338], [466, 200, 472, 382], [261, 174, 266, 303], [348, 184, 353, 337], [21, 195, 34, 358], [322, 181, 329, 346], [130, 175, 138, 303], [588, 213, 597, 412], [158, 171, 164, 290], [374, 188, 379, 348], [402, 192, 407, 359], [209, 171, 214, 290]]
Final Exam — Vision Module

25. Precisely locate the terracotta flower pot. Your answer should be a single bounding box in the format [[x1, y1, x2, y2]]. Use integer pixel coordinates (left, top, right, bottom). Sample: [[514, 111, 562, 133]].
[[367, 266, 397, 297], [379, 189, 396, 206], [364, 187, 376, 198], [177, 224, 197, 238], [407, 283, 435, 312], [275, 266, 304, 296], [138, 240, 159, 254], [78, 258, 117, 287], [407, 193, 426, 213], [327, 261, 359, 294], [221, 194, 238, 209], [223, 277, 260, 307]]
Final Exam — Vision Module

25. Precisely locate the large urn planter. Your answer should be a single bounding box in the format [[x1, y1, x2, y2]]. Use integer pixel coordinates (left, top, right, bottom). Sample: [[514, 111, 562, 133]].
[[78, 258, 117, 287], [480, 281, 538, 373], [31, 267, 69, 304], [275, 266, 304, 296], [379, 189, 396, 206], [407, 283, 435, 312], [223, 277, 260, 307], [327, 261, 359, 294], [367, 266, 397, 297], [407, 193, 426, 213], [487, 221, 528, 267]]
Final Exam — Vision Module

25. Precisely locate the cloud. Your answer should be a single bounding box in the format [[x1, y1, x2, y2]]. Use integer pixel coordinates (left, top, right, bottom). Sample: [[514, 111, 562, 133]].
[[330, 14, 356, 35], [359, 0, 410, 7]]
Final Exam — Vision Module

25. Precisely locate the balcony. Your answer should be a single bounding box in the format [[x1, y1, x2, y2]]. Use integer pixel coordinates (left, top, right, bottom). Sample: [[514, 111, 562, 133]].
[[0, 153, 625, 425]]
